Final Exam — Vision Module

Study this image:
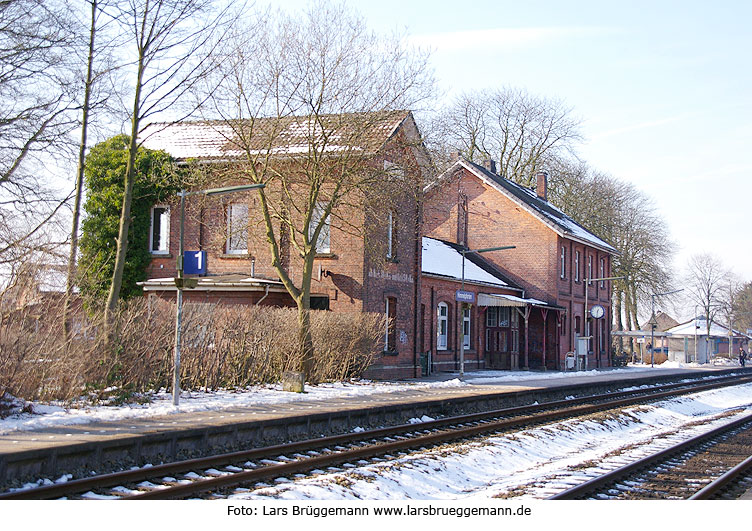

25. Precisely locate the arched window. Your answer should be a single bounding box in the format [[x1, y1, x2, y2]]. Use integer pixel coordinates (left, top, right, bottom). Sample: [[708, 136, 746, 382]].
[[437, 302, 448, 350]]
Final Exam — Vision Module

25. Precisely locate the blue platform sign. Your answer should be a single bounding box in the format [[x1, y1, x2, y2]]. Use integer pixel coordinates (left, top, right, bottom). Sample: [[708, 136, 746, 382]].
[[455, 290, 475, 303], [183, 250, 207, 275]]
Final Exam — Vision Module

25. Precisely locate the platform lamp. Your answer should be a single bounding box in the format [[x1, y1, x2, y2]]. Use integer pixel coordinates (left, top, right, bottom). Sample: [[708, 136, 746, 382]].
[[649, 289, 683, 368], [172, 183, 265, 406], [459, 245, 516, 379]]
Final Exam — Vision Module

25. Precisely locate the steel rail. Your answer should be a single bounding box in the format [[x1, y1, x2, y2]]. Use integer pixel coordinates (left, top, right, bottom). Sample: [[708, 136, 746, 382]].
[[2, 373, 750, 500], [689, 454, 752, 499], [548, 411, 752, 500], [128, 376, 752, 500]]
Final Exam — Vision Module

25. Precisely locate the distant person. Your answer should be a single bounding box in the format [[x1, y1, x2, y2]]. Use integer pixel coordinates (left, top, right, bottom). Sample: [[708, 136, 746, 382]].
[[740, 346, 747, 367]]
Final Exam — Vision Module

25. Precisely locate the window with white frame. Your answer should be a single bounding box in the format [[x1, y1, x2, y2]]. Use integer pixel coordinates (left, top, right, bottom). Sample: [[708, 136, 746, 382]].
[[600, 257, 606, 288], [574, 250, 580, 282], [226, 203, 248, 254], [385, 296, 397, 352], [498, 306, 510, 327], [150, 206, 170, 254], [588, 255, 593, 284], [309, 202, 331, 253], [486, 307, 497, 327], [463, 307, 471, 349], [437, 302, 448, 350], [560, 246, 566, 279], [386, 211, 397, 260]]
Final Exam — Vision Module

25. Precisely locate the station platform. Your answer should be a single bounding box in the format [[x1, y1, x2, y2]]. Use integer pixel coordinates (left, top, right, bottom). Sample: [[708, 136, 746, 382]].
[[0, 365, 740, 486]]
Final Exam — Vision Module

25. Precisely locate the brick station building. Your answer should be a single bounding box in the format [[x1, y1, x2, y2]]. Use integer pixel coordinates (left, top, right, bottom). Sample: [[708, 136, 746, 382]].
[[138, 110, 429, 379], [422, 157, 617, 371], [138, 111, 616, 378]]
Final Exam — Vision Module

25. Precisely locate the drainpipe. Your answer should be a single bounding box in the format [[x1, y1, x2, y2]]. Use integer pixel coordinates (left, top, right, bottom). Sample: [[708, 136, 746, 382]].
[[256, 284, 270, 305]]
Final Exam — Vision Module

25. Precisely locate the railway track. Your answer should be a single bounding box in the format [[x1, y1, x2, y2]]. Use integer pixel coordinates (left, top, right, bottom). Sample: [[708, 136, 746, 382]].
[[548, 410, 752, 500], [2, 373, 751, 500]]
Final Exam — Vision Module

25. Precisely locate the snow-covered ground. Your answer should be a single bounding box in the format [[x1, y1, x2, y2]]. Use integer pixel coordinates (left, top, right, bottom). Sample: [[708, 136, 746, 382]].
[[224, 381, 752, 500], [4, 361, 749, 529], [0, 362, 735, 435]]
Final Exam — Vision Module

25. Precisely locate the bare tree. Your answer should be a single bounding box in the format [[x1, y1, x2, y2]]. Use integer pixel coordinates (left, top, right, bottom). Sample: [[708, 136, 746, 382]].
[[548, 159, 676, 354], [64, 0, 103, 338], [0, 0, 79, 284], [101, 0, 237, 321], [685, 253, 731, 352], [193, 1, 433, 378], [428, 87, 582, 185], [732, 281, 752, 333]]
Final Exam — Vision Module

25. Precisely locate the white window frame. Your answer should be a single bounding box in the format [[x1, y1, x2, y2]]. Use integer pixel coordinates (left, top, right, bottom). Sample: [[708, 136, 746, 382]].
[[486, 307, 497, 327], [588, 254, 593, 284], [600, 257, 606, 288], [560, 246, 566, 279], [387, 211, 395, 259], [385, 296, 396, 351], [575, 250, 580, 282], [309, 202, 331, 254], [463, 307, 471, 349], [149, 205, 170, 255], [226, 203, 248, 254], [498, 306, 510, 327], [437, 302, 448, 350]]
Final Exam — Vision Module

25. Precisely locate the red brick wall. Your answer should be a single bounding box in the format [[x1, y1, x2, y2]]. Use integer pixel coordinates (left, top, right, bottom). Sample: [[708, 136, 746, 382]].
[[420, 274, 524, 373], [424, 167, 559, 301], [145, 141, 424, 380], [424, 166, 613, 368]]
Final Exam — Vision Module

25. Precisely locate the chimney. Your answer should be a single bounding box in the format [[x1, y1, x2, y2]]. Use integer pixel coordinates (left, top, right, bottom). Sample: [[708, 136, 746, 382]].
[[482, 158, 497, 174], [536, 171, 548, 201], [450, 150, 462, 162]]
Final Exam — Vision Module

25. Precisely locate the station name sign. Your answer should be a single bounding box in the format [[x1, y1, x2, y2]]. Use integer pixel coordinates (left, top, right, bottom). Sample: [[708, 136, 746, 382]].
[[455, 290, 475, 303]]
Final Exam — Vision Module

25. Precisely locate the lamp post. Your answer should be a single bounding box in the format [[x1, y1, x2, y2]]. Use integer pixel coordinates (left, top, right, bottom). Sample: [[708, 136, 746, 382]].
[[584, 275, 624, 368], [458, 245, 516, 378], [694, 305, 699, 364], [172, 183, 265, 406], [649, 288, 683, 368]]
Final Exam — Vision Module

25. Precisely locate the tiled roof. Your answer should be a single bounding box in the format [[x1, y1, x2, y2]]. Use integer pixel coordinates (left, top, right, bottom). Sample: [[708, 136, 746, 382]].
[[139, 110, 412, 160], [438, 159, 617, 254]]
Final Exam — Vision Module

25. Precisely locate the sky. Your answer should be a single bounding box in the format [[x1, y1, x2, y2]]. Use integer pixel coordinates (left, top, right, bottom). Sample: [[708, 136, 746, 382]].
[[273, 1, 752, 302]]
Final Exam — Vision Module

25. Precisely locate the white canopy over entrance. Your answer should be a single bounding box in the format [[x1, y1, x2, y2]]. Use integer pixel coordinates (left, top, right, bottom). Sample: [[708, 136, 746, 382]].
[[478, 293, 559, 310]]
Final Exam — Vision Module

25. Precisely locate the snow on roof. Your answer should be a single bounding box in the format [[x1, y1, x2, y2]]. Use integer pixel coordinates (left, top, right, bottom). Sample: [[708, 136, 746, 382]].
[[665, 319, 751, 338], [439, 159, 616, 254], [421, 237, 511, 288], [477, 292, 559, 309], [139, 111, 410, 161], [139, 274, 285, 290]]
